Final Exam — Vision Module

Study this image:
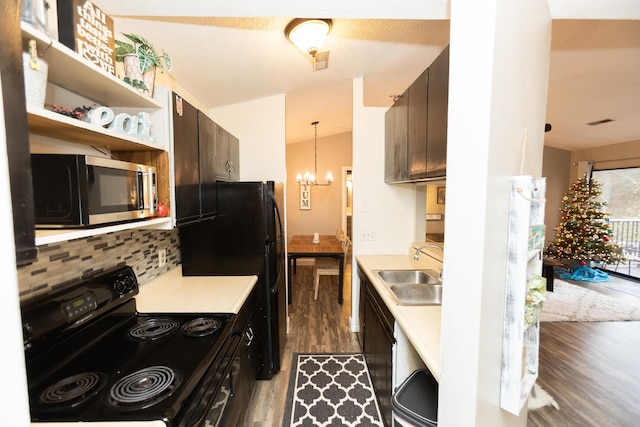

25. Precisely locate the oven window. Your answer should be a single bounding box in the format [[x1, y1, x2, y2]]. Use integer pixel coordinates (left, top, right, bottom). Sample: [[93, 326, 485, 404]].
[[88, 166, 138, 213]]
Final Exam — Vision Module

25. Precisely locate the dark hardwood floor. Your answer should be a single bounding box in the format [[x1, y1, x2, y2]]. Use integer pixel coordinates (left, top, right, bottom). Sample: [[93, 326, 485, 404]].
[[242, 260, 640, 426], [528, 278, 640, 427], [243, 261, 359, 426]]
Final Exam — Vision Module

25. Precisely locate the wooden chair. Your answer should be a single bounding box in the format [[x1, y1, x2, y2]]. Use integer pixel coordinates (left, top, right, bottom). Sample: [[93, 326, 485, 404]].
[[314, 235, 351, 300]]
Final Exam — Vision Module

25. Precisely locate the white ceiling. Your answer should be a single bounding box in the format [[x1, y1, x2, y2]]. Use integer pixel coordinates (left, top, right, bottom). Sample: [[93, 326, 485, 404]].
[[93, 1, 640, 151]]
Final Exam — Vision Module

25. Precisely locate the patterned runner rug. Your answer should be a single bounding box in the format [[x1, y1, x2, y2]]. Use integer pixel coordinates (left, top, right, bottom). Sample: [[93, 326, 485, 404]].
[[282, 353, 384, 427]]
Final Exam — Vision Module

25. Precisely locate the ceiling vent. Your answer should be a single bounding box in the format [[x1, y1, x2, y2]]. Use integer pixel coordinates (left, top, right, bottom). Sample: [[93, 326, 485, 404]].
[[313, 51, 330, 71]]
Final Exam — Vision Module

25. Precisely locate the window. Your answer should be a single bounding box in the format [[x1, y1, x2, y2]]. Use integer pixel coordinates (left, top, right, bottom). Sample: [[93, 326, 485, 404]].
[[592, 167, 640, 278]]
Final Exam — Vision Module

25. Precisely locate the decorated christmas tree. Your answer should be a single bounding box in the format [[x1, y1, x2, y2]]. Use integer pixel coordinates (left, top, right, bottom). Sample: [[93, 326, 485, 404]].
[[546, 176, 622, 280]]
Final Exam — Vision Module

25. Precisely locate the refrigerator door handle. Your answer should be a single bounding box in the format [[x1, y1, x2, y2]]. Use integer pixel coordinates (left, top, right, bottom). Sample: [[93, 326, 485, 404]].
[[270, 192, 284, 295]]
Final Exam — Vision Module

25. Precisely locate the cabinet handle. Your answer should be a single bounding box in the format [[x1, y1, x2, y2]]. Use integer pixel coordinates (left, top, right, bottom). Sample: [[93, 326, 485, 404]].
[[245, 326, 254, 346], [226, 160, 233, 173]]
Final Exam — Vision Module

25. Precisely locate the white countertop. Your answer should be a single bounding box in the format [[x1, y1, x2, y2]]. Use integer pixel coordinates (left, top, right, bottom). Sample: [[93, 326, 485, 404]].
[[135, 266, 258, 314], [30, 267, 257, 427], [356, 244, 443, 381]]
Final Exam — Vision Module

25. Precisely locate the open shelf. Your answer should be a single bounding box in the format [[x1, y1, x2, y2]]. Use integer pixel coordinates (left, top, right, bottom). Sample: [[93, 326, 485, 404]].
[[35, 217, 172, 246], [28, 107, 164, 151]]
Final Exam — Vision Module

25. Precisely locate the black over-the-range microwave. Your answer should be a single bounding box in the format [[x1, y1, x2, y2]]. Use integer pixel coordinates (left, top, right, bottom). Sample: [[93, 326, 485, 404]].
[[31, 154, 157, 228]]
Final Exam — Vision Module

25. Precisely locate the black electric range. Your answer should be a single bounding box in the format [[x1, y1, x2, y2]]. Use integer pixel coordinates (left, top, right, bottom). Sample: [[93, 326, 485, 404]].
[[21, 266, 239, 426]]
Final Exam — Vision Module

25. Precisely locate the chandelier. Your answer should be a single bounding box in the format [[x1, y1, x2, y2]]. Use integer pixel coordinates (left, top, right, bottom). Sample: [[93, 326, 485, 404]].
[[296, 121, 333, 186]]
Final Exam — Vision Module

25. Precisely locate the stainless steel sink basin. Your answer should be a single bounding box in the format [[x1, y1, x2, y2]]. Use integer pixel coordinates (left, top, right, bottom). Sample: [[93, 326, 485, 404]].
[[389, 284, 443, 305], [374, 269, 441, 285], [373, 269, 443, 305]]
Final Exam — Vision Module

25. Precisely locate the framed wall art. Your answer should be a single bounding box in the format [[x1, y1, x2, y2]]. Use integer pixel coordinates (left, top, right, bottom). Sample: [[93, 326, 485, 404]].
[[299, 184, 311, 210], [437, 186, 446, 204]]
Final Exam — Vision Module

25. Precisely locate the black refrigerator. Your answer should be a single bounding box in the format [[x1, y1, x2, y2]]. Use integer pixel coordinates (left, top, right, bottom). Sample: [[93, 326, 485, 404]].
[[179, 181, 286, 380]]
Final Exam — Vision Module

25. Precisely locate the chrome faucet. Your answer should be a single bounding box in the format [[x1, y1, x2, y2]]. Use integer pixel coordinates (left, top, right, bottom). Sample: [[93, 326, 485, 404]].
[[413, 244, 444, 281], [413, 243, 443, 261]]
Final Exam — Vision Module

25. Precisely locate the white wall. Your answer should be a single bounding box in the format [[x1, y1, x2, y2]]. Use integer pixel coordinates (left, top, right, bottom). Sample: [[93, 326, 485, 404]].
[[211, 94, 287, 183], [439, 0, 551, 426], [351, 77, 418, 329]]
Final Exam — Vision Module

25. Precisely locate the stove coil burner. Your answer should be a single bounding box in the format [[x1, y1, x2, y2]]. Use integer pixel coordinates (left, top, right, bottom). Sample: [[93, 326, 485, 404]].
[[108, 366, 181, 411], [129, 317, 180, 340], [39, 372, 107, 410], [180, 317, 223, 338]]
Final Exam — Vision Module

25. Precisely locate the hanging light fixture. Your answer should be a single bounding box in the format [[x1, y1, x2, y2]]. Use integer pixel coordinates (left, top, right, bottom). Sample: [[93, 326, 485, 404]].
[[285, 18, 332, 57], [296, 121, 333, 186]]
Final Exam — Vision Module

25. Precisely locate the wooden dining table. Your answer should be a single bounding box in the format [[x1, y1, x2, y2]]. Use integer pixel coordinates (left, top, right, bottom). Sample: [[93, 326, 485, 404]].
[[287, 234, 345, 304]]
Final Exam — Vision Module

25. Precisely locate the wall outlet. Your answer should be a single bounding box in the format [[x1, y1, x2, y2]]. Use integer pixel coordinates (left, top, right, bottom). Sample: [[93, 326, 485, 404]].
[[361, 231, 376, 241], [158, 248, 167, 267]]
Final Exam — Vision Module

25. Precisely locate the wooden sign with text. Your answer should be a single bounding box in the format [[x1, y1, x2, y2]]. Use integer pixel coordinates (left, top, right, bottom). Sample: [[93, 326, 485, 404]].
[[57, 0, 116, 75]]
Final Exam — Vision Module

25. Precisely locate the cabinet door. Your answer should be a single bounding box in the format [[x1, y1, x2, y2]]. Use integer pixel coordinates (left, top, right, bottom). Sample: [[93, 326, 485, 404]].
[[214, 122, 230, 181], [173, 94, 200, 225], [198, 112, 217, 219], [384, 92, 408, 183], [363, 281, 394, 427], [357, 268, 366, 348], [227, 133, 240, 181], [407, 69, 428, 180], [426, 45, 449, 178], [3, 1, 37, 265]]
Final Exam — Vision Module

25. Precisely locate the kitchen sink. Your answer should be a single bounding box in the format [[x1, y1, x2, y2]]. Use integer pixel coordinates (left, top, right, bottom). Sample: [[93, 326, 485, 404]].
[[373, 269, 443, 305], [374, 269, 441, 285], [389, 283, 443, 305]]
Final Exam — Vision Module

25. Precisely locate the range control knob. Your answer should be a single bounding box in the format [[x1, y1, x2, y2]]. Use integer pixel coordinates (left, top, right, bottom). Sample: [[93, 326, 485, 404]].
[[113, 275, 134, 294]]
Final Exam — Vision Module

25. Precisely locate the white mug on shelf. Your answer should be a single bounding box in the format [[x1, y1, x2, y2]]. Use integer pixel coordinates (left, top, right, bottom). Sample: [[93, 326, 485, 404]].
[[313, 233, 320, 244]]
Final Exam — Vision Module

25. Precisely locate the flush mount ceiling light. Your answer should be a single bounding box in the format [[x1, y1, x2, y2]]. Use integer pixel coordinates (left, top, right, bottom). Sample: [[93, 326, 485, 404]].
[[296, 121, 333, 187], [285, 18, 332, 69]]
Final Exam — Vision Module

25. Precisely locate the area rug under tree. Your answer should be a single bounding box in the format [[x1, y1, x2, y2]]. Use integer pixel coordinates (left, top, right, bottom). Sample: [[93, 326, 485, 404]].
[[282, 353, 384, 427], [540, 279, 640, 322]]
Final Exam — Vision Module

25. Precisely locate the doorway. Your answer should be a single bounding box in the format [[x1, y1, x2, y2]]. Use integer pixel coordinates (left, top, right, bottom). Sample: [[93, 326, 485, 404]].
[[592, 167, 640, 279], [342, 167, 352, 241]]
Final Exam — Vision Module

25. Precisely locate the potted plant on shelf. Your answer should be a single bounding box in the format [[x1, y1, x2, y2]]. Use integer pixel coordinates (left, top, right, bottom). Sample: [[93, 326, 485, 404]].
[[115, 33, 172, 97]]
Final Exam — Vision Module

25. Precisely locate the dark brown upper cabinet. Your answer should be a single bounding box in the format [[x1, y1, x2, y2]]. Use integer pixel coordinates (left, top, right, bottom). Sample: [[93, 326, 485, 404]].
[[214, 122, 240, 182], [425, 45, 449, 179], [173, 93, 219, 226], [385, 45, 449, 183], [384, 91, 409, 183], [407, 69, 428, 179]]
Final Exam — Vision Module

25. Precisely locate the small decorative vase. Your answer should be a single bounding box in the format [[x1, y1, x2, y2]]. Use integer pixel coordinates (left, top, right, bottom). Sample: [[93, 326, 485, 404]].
[[122, 53, 156, 97], [22, 51, 48, 109]]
